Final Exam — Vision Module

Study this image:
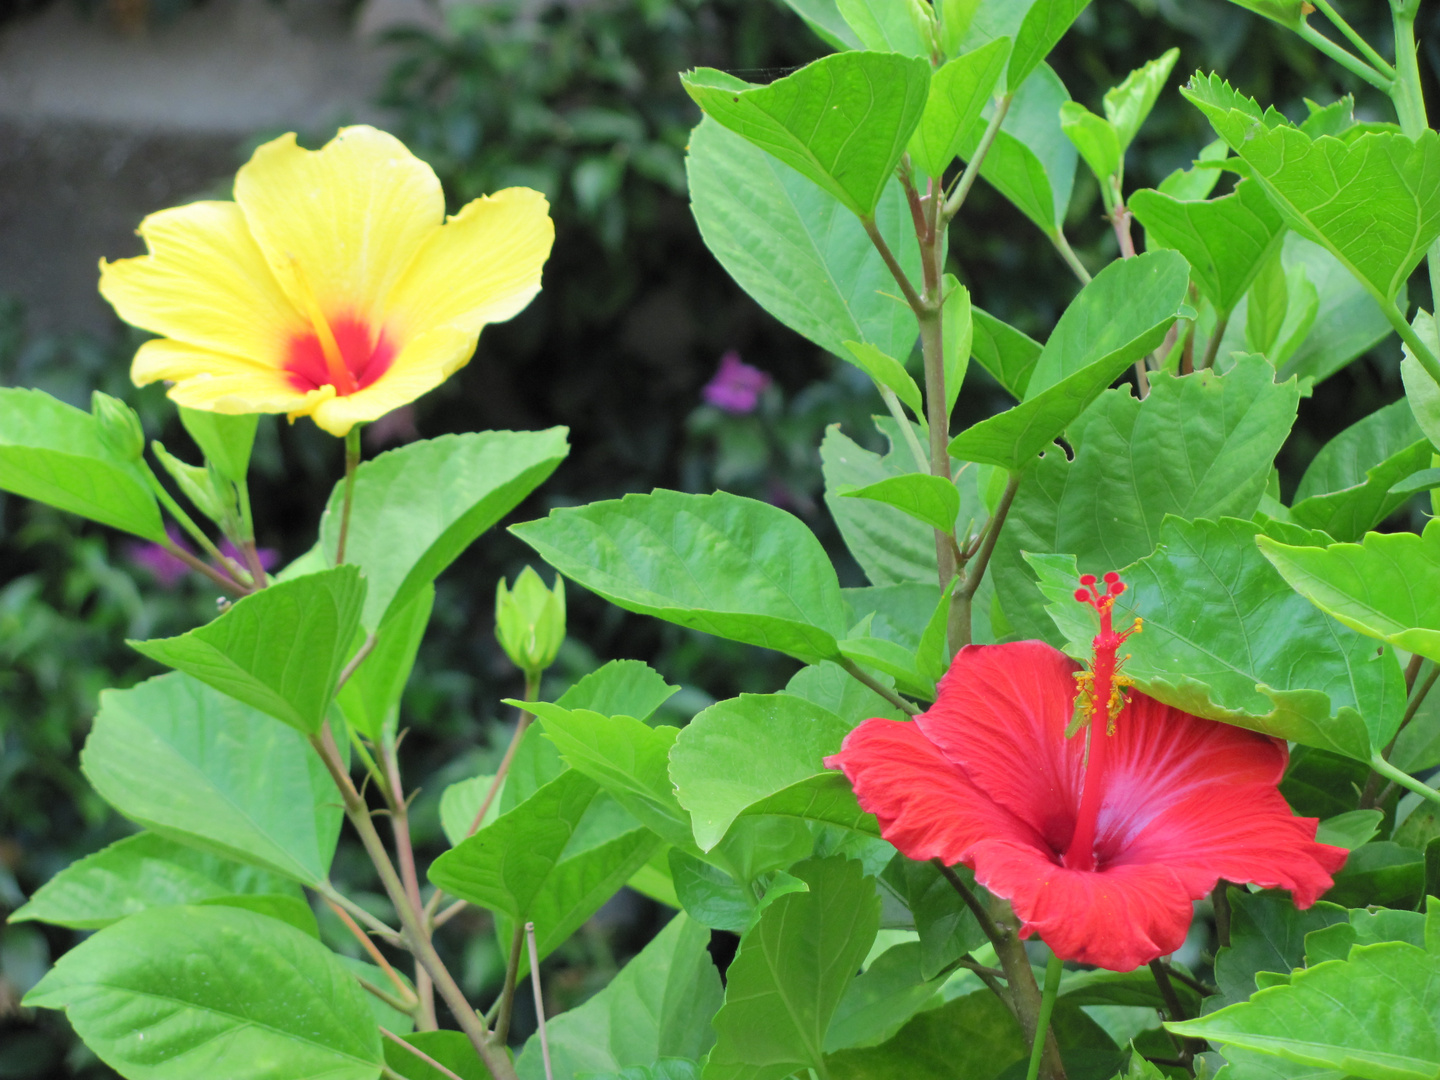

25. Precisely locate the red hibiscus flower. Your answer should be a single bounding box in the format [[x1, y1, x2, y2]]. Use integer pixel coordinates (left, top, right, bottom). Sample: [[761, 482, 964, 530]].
[[826, 572, 1347, 972]]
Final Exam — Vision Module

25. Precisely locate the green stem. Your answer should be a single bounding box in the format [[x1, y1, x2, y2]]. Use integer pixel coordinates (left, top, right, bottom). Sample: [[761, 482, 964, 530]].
[[1390, 6, 1440, 302], [143, 466, 251, 587], [861, 216, 925, 314], [336, 425, 362, 565], [1051, 231, 1092, 285], [1297, 19, 1394, 90], [840, 657, 921, 716], [1200, 311, 1231, 371], [944, 94, 1014, 222], [494, 922, 525, 1044], [879, 386, 931, 473], [159, 538, 247, 597], [949, 473, 1021, 652], [1383, 296, 1440, 384], [1025, 954, 1064, 1080], [1369, 752, 1440, 806], [1310, 0, 1396, 76]]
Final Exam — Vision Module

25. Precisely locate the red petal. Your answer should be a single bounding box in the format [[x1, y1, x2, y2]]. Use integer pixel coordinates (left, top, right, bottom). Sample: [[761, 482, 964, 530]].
[[825, 718, 1046, 865], [917, 642, 1084, 853], [971, 838, 1194, 971]]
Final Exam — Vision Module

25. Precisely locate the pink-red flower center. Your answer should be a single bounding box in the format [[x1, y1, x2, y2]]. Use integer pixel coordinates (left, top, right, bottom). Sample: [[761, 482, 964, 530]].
[[285, 314, 395, 397]]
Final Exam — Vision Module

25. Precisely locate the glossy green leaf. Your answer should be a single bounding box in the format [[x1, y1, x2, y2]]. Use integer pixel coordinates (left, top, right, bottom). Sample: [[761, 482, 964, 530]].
[[81, 673, 344, 886], [1258, 519, 1440, 663], [1171, 941, 1440, 1079], [558, 658, 681, 721], [1183, 74, 1440, 303], [958, 63, 1076, 232], [1219, 0, 1305, 28], [336, 583, 433, 741], [681, 52, 931, 219], [1130, 178, 1286, 315], [1008, 0, 1091, 91], [131, 566, 365, 735], [0, 387, 165, 540], [319, 428, 569, 630], [942, 274, 973, 416], [530, 700, 693, 848], [384, 1032, 491, 1080], [513, 489, 849, 664], [826, 990, 1028, 1079], [1315, 809, 1383, 851], [842, 340, 926, 420], [1276, 234, 1398, 386], [825, 941, 944, 1052], [949, 250, 1191, 470], [25, 905, 382, 1080], [670, 694, 852, 851], [438, 773, 500, 847], [836, 0, 929, 55], [1030, 517, 1406, 761], [1400, 311, 1440, 448], [178, 407, 258, 483], [1157, 138, 1228, 201], [879, 857, 988, 979], [705, 856, 881, 1080], [1060, 102, 1120, 189], [840, 473, 961, 534], [1289, 399, 1429, 541], [205, 893, 319, 938], [728, 772, 879, 841], [687, 117, 921, 361], [1104, 47, 1181, 152], [1305, 907, 1425, 967], [427, 769, 659, 964], [1211, 888, 1347, 1009], [822, 425, 937, 585], [1325, 841, 1425, 908], [908, 37, 1011, 178], [778, 0, 864, 49], [516, 913, 721, 1080], [970, 307, 1042, 399], [669, 850, 809, 933], [11, 832, 301, 930], [784, 660, 907, 725]]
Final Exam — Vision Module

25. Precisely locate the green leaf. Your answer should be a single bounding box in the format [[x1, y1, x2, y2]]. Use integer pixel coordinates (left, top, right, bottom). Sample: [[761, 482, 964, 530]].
[[731, 772, 880, 840], [427, 769, 659, 964], [1104, 48, 1181, 152], [822, 425, 937, 585], [1183, 74, 1440, 303], [530, 701, 693, 848], [207, 893, 320, 938], [836, 0, 929, 55], [949, 250, 1191, 470], [178, 407, 258, 483], [668, 848, 761, 932], [1008, 0, 1091, 91], [777, 0, 864, 50], [81, 673, 343, 886], [320, 429, 569, 630], [970, 307, 1043, 399], [1244, 246, 1289, 356], [784, 660, 907, 724], [681, 52, 931, 219], [152, 440, 234, 526], [1211, 888, 1347, 1009], [581, 1064, 701, 1080], [943, 274, 973, 416], [1060, 102, 1120, 190], [992, 354, 1298, 636], [10, 832, 302, 930], [826, 990, 1028, 1079], [1217, 0, 1305, 29], [0, 387, 165, 540], [1315, 809, 1383, 851], [558, 658, 681, 721], [1400, 311, 1440, 448], [1323, 841, 1425, 909], [841, 473, 962, 534], [879, 857, 988, 979], [1129, 178, 1287, 315], [1171, 941, 1440, 1079], [1156, 138, 1229, 201], [336, 583, 433, 741], [1029, 516, 1406, 761], [842, 340, 926, 420], [24, 904, 382, 1080], [670, 694, 853, 851], [958, 63, 1076, 232], [1277, 235, 1399, 387], [1258, 520, 1440, 664], [825, 941, 944, 1052], [908, 37, 1011, 178], [1289, 399, 1429, 541], [439, 773, 500, 847], [130, 566, 365, 735], [385, 1032, 492, 1080], [705, 856, 881, 1080], [1305, 907, 1426, 967], [516, 913, 722, 1080], [687, 116, 921, 362], [512, 490, 849, 664]]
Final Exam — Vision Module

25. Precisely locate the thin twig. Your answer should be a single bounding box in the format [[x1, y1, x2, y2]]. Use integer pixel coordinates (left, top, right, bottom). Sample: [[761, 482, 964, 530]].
[[1051, 231, 1092, 285], [433, 898, 468, 929], [315, 881, 402, 943], [380, 739, 438, 1031], [337, 633, 379, 692], [1150, 959, 1197, 1066], [933, 860, 1006, 945], [160, 538, 249, 597], [944, 95, 1014, 221], [1200, 312, 1230, 371], [324, 897, 415, 1005], [526, 922, 553, 1080], [239, 537, 269, 590], [861, 216, 925, 314], [358, 976, 420, 1017], [1310, 0, 1396, 76], [336, 425, 362, 565], [495, 922, 526, 1044], [949, 473, 1021, 652], [840, 658, 920, 716], [1158, 960, 1215, 996], [379, 1027, 467, 1080]]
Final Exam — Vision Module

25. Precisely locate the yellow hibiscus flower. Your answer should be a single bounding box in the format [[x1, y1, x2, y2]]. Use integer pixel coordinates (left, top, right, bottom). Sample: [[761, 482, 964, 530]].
[[100, 125, 554, 437]]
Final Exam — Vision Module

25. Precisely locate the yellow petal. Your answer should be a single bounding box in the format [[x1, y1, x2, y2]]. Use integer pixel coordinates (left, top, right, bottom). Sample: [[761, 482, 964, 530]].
[[100, 201, 305, 365], [133, 339, 313, 415], [235, 126, 444, 325], [384, 188, 555, 341], [301, 325, 476, 436]]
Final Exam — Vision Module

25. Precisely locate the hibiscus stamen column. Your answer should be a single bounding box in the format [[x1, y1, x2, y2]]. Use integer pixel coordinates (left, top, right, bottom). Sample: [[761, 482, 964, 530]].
[[1065, 572, 1140, 872]]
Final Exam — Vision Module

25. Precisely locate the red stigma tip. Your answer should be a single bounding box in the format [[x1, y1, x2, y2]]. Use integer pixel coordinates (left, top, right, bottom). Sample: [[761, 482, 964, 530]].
[[1074, 588, 1090, 602], [1103, 571, 1120, 584], [1079, 574, 1097, 586], [1112, 581, 1126, 595]]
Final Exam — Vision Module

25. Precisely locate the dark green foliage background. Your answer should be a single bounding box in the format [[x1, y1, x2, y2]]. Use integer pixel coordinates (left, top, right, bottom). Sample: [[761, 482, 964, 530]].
[[0, 0, 1436, 1074]]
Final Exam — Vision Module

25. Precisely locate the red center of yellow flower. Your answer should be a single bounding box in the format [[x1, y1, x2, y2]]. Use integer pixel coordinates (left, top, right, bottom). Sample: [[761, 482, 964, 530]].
[[285, 314, 395, 397]]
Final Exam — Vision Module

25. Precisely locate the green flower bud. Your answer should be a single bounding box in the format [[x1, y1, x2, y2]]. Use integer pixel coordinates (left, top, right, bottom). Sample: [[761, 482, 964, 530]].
[[91, 390, 145, 461], [495, 566, 565, 675]]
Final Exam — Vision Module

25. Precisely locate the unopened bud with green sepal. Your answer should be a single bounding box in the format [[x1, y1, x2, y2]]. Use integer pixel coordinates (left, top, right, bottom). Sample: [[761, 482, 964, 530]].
[[91, 391, 144, 461], [495, 567, 565, 675]]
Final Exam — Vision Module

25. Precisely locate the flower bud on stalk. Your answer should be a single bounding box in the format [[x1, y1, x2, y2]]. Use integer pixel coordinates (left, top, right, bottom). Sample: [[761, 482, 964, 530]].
[[91, 391, 145, 461], [495, 567, 565, 677]]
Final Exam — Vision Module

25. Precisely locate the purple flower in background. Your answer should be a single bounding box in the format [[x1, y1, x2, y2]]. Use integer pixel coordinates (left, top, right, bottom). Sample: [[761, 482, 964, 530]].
[[702, 351, 771, 414], [128, 525, 277, 589]]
